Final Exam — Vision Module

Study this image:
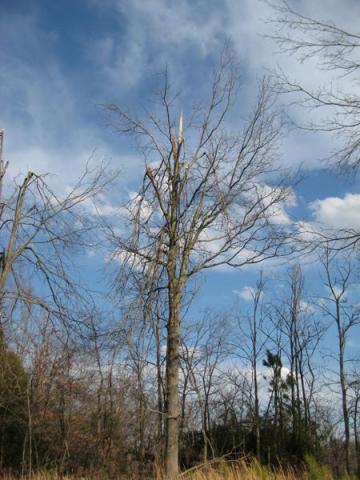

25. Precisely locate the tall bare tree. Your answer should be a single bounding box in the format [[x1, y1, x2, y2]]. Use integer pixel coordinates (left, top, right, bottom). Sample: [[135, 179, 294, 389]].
[[107, 53, 295, 476], [272, 265, 324, 454], [235, 272, 266, 460], [319, 248, 360, 475]]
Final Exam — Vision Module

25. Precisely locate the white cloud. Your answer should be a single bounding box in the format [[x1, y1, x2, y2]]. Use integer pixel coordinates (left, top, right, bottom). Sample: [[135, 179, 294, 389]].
[[115, 0, 225, 54], [256, 184, 296, 225], [4, 0, 360, 193], [89, 0, 227, 96], [310, 193, 360, 230], [0, 9, 148, 197], [80, 192, 119, 217], [233, 286, 257, 301]]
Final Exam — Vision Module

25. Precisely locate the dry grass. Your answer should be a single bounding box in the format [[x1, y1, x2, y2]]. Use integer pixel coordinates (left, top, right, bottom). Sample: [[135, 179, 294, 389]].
[[0, 475, 80, 480], [0, 458, 338, 480], [0, 474, 110, 480], [179, 461, 299, 479], [155, 458, 315, 480]]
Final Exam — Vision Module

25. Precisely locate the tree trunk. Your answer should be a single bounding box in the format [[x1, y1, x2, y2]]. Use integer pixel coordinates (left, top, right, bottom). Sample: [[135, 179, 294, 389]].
[[340, 346, 350, 474], [253, 360, 261, 461], [154, 319, 164, 459], [354, 396, 360, 479], [165, 286, 181, 478], [299, 348, 310, 450], [289, 326, 296, 440], [336, 300, 350, 475]]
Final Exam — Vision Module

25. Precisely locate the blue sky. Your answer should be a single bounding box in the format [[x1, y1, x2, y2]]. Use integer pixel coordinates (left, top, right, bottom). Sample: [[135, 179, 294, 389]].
[[1, 0, 360, 364]]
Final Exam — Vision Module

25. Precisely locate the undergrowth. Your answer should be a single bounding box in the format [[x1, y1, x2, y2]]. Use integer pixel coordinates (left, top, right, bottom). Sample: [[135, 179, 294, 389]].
[[0, 457, 352, 479]]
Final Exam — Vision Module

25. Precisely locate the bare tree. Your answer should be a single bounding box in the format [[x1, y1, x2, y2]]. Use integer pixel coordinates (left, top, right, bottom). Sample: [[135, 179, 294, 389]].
[[179, 317, 206, 443], [272, 265, 324, 454], [0, 130, 114, 327], [0, 130, 119, 473], [182, 313, 229, 463], [349, 373, 360, 478], [234, 272, 266, 460], [265, 0, 360, 252], [269, 1, 360, 171], [106, 52, 295, 476], [319, 247, 360, 475], [149, 295, 167, 462]]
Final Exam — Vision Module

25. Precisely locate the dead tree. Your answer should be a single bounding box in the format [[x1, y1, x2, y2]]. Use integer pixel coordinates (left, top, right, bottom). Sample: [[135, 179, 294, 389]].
[[107, 53, 295, 476]]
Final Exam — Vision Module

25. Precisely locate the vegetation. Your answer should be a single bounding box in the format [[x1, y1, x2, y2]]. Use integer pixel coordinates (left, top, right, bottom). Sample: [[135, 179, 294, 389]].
[[0, 457, 351, 479]]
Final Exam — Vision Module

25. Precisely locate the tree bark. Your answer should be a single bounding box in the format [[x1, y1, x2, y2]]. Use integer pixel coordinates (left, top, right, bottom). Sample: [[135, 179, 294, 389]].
[[336, 303, 350, 475], [154, 318, 164, 458], [165, 285, 181, 478], [353, 395, 360, 478], [253, 358, 261, 461]]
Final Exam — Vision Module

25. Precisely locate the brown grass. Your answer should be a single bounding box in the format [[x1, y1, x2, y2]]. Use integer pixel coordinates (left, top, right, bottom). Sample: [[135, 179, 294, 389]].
[[0, 458, 337, 480], [155, 458, 313, 480]]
